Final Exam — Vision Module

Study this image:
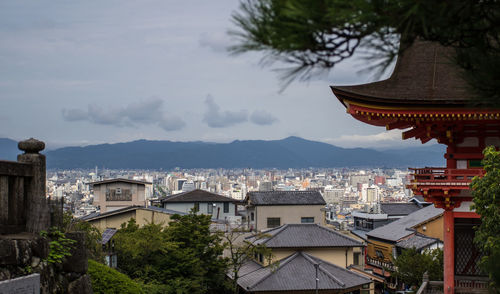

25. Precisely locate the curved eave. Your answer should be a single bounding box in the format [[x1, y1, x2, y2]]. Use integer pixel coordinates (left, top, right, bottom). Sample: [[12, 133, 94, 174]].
[[331, 86, 470, 110], [331, 86, 500, 131]]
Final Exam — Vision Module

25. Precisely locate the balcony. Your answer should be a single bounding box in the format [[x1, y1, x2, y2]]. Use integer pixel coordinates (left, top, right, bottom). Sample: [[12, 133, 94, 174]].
[[408, 168, 485, 208], [408, 168, 484, 194]]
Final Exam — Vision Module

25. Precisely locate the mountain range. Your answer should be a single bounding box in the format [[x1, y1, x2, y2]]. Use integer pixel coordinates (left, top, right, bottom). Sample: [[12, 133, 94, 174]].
[[0, 137, 446, 169]]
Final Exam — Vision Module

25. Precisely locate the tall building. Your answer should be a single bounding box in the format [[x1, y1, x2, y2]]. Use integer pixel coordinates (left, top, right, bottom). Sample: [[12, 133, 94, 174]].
[[259, 181, 273, 191], [89, 178, 152, 213]]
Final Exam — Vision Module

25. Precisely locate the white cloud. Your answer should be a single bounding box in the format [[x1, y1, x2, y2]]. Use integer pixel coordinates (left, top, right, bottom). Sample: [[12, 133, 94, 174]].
[[62, 98, 186, 132], [250, 110, 278, 125], [323, 130, 420, 149], [202, 95, 248, 128]]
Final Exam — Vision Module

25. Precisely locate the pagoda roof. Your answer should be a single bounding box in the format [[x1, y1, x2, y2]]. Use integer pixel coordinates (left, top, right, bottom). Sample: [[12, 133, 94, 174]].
[[331, 40, 475, 109]]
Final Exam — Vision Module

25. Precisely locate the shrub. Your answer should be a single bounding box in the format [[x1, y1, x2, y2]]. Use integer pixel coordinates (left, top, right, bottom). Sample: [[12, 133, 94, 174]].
[[88, 259, 144, 294]]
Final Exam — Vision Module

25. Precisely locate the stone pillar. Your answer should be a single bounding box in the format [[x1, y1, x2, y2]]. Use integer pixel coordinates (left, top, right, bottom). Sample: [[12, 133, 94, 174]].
[[17, 138, 49, 233]]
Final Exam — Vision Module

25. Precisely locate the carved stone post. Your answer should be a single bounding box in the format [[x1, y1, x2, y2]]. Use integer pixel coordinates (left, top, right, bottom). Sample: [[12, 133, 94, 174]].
[[17, 138, 49, 233]]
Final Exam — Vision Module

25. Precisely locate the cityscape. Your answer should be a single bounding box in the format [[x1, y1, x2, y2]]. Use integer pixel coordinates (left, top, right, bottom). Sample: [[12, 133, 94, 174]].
[[1, 1, 499, 294], [51, 167, 412, 219]]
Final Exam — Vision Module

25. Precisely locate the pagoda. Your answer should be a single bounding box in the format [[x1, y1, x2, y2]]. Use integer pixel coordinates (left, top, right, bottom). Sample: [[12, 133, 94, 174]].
[[331, 40, 500, 293]]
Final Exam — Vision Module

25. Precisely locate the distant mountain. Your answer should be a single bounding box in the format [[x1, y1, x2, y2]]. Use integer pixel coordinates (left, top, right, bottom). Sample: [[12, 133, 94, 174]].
[[0, 138, 19, 161], [43, 136, 446, 169]]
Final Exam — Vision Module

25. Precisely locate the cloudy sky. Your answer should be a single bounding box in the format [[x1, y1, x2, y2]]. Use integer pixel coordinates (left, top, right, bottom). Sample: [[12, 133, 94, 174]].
[[0, 1, 430, 150]]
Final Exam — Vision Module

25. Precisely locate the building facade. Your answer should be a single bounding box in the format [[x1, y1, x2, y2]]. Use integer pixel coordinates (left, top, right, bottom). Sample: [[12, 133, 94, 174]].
[[90, 179, 152, 213]]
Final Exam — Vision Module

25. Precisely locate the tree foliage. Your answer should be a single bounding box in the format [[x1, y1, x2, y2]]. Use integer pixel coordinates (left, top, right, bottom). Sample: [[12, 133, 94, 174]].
[[113, 214, 228, 294], [471, 146, 500, 290], [231, 0, 500, 103], [88, 259, 145, 294], [392, 248, 443, 288]]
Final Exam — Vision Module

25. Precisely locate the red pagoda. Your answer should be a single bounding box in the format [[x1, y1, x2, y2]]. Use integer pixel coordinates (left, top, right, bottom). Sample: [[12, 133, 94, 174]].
[[332, 40, 500, 293]]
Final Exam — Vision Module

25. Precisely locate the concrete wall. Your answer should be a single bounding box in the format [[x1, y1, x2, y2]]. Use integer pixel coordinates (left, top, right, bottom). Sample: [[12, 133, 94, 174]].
[[164, 202, 236, 220], [88, 210, 136, 231], [253, 205, 324, 231], [93, 182, 146, 213], [269, 247, 359, 269], [88, 208, 173, 231]]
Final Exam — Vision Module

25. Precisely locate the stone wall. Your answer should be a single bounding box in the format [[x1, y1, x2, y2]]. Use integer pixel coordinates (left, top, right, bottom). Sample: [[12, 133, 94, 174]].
[[1, 139, 92, 293], [0, 232, 92, 294]]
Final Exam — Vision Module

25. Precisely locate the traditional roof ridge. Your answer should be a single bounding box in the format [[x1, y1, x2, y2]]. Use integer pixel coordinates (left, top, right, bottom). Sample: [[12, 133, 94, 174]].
[[246, 190, 326, 206], [247, 251, 299, 290], [88, 178, 152, 185], [301, 252, 345, 287], [258, 224, 290, 244], [79, 205, 186, 221], [160, 189, 237, 203], [247, 223, 364, 248], [250, 190, 320, 194], [366, 205, 443, 242], [314, 224, 365, 246], [410, 211, 444, 229]]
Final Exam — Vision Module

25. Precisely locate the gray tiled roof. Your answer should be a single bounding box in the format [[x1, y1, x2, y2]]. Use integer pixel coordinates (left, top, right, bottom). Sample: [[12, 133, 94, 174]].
[[248, 224, 364, 248], [88, 178, 152, 186], [350, 229, 368, 241], [79, 205, 186, 222], [238, 252, 370, 292], [409, 195, 430, 204], [247, 191, 326, 206], [160, 189, 237, 203], [367, 205, 443, 242], [380, 203, 421, 216], [396, 234, 442, 251]]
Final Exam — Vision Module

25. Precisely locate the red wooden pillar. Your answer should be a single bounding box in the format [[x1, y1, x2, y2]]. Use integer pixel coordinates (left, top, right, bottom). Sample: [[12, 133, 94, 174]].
[[444, 209, 455, 293]]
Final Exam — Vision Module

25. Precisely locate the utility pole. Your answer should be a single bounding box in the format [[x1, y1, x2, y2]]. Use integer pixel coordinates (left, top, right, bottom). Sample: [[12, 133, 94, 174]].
[[314, 263, 319, 294]]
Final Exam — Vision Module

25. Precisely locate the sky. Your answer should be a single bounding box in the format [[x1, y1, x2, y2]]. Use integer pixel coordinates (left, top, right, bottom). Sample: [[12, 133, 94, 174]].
[[0, 1, 433, 150]]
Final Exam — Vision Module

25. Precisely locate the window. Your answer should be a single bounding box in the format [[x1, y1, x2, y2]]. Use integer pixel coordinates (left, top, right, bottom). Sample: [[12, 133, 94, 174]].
[[207, 203, 213, 214], [193, 203, 199, 212], [267, 217, 280, 228], [223, 202, 229, 213], [250, 212, 254, 221], [354, 252, 361, 265], [301, 217, 314, 223], [259, 253, 263, 263], [115, 187, 122, 194]]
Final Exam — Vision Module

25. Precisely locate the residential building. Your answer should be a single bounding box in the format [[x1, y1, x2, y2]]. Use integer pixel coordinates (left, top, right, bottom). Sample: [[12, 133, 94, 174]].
[[89, 178, 152, 213], [245, 191, 326, 231], [247, 223, 365, 268], [351, 203, 422, 240], [156, 189, 239, 221], [364, 205, 443, 277], [80, 205, 184, 231], [235, 252, 371, 294]]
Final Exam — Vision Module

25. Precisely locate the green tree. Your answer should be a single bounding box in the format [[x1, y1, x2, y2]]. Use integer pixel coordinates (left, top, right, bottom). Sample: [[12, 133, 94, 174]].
[[166, 213, 228, 294], [113, 214, 229, 294], [231, 0, 500, 103], [113, 219, 183, 286], [392, 248, 443, 288], [471, 146, 500, 291]]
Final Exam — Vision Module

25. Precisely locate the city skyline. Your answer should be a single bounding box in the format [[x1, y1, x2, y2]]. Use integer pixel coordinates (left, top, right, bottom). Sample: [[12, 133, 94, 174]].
[[0, 1, 433, 150]]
